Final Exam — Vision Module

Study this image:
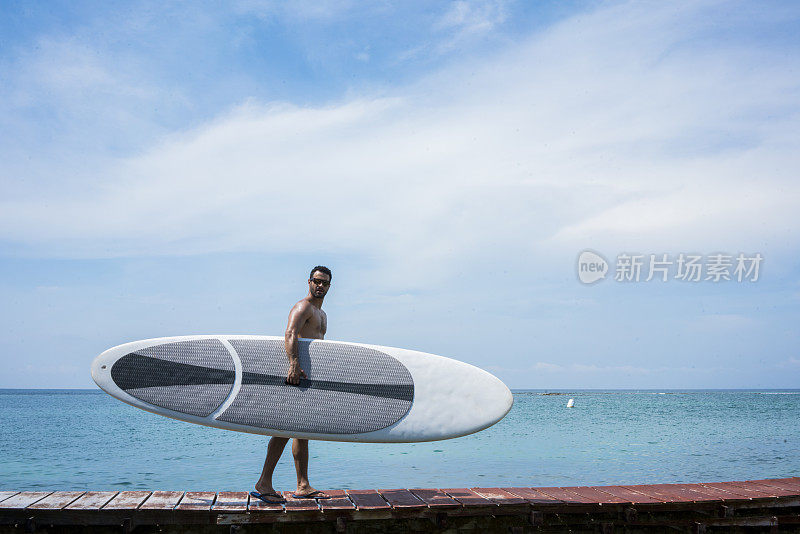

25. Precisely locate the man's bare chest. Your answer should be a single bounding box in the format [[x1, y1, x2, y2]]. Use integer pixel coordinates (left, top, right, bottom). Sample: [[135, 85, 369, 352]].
[[301, 308, 326, 338]]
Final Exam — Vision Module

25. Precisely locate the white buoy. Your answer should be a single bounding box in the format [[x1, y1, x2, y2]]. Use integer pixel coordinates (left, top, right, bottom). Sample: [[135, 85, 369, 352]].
[[566, 398, 575, 408]]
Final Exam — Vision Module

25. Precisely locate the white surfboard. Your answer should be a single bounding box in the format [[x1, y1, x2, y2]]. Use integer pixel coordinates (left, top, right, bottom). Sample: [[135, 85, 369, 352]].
[[91, 336, 513, 443]]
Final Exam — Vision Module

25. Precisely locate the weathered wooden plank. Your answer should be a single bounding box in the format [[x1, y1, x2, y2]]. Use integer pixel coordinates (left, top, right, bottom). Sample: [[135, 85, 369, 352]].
[[442, 488, 495, 507], [219, 492, 251, 512], [681, 484, 748, 501], [565, 486, 629, 504], [618, 484, 686, 503], [0, 492, 51, 509], [469, 487, 527, 505], [737, 481, 797, 497], [282, 491, 320, 512], [535, 487, 598, 504], [410, 488, 461, 508], [661, 484, 723, 502], [647, 484, 709, 502], [705, 481, 775, 499], [102, 491, 151, 510], [175, 491, 216, 510], [248, 499, 284, 512], [318, 489, 355, 511], [502, 487, 563, 504], [747, 477, 800, 491], [748, 479, 800, 494], [700, 482, 755, 499], [211, 491, 249, 512], [591, 486, 662, 504], [247, 493, 284, 512], [377, 489, 426, 509], [27, 491, 85, 510], [65, 491, 118, 510], [0, 492, 18, 504], [345, 489, 390, 510], [139, 491, 184, 510]]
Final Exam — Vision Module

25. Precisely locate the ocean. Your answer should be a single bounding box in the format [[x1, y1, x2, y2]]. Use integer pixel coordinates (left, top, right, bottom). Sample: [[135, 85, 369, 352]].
[[1, 389, 797, 491]]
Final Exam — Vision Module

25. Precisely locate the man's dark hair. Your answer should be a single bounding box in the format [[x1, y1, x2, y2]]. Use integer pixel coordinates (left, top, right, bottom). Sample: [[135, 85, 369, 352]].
[[310, 265, 332, 281]]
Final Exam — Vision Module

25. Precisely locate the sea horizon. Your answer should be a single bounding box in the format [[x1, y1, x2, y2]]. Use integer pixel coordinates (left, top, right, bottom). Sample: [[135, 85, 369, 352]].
[[0, 388, 800, 395], [3, 388, 800, 392]]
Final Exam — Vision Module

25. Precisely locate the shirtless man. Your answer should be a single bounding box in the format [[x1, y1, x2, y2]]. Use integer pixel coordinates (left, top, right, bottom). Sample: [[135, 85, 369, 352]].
[[251, 266, 332, 503]]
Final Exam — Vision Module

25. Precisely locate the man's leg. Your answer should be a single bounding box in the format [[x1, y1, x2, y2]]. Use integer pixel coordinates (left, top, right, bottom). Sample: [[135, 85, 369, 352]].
[[291, 438, 327, 497], [255, 436, 289, 496]]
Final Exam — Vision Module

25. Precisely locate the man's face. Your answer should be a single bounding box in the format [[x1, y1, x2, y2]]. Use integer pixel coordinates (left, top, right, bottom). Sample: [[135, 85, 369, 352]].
[[309, 271, 331, 298]]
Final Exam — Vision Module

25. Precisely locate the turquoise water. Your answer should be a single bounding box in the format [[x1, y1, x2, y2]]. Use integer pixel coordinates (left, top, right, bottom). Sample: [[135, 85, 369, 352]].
[[1, 389, 797, 491]]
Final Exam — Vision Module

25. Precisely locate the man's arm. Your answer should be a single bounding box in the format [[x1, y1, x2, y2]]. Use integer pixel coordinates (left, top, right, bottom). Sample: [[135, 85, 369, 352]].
[[285, 302, 311, 385]]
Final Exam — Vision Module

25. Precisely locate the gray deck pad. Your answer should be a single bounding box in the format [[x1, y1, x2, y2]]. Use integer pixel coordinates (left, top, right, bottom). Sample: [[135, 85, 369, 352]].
[[217, 339, 414, 434], [111, 339, 234, 417]]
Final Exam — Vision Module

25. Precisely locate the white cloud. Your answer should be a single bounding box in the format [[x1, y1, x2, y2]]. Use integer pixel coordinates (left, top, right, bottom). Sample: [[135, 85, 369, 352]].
[[0, 33, 184, 200], [530, 361, 562, 372], [2, 35, 171, 126], [2, 1, 799, 284], [434, 0, 508, 47]]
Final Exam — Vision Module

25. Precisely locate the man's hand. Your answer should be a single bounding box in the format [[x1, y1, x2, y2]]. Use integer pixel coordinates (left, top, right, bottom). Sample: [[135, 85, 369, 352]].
[[286, 362, 307, 385]]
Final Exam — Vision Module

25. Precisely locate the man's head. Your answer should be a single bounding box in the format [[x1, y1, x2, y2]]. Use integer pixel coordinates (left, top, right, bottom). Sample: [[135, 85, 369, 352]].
[[308, 265, 332, 299]]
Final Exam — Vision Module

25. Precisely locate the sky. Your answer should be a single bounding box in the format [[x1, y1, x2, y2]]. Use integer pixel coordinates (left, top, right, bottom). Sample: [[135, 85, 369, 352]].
[[1, 0, 799, 389]]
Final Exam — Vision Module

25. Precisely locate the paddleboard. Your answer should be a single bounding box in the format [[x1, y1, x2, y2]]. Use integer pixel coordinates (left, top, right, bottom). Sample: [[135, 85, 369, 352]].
[[91, 336, 513, 443]]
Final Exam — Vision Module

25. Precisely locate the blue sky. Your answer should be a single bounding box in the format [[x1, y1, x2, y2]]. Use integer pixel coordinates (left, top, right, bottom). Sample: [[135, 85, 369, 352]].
[[1, 0, 799, 389]]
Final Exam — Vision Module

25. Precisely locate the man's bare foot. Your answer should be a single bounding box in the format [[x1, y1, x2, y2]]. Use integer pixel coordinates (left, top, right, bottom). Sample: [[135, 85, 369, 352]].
[[254, 484, 282, 500], [291, 485, 330, 499]]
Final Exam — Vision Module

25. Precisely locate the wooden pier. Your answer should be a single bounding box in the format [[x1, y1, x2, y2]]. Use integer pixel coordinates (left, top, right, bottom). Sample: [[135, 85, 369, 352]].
[[1, 477, 799, 532]]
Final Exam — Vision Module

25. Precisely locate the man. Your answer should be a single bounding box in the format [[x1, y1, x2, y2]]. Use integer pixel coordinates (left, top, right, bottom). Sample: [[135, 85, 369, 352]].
[[250, 266, 332, 503]]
